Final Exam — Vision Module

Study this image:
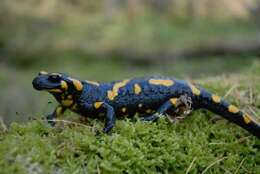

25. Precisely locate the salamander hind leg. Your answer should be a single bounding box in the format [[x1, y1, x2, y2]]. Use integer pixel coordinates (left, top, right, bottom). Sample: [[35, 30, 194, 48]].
[[141, 96, 192, 122], [167, 95, 193, 122]]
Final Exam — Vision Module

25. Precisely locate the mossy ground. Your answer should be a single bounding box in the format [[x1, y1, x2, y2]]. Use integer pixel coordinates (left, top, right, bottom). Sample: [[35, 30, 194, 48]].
[[0, 61, 259, 174]]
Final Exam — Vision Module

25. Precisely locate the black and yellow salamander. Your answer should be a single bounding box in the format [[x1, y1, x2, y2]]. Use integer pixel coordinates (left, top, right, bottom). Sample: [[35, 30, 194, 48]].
[[32, 71, 260, 138]]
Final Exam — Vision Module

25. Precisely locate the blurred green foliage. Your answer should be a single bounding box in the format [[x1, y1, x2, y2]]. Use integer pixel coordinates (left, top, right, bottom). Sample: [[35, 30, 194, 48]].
[[1, 0, 260, 64]]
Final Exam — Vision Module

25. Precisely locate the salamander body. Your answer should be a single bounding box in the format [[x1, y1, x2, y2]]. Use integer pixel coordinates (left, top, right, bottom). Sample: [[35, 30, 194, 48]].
[[32, 71, 260, 138]]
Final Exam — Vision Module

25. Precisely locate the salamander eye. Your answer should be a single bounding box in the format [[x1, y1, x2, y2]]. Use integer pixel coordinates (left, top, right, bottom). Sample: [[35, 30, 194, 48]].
[[48, 75, 61, 82]]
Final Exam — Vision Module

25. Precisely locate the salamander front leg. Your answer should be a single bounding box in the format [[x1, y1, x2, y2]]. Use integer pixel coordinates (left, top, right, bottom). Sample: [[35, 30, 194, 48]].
[[46, 105, 66, 126], [81, 102, 115, 133], [102, 103, 116, 133]]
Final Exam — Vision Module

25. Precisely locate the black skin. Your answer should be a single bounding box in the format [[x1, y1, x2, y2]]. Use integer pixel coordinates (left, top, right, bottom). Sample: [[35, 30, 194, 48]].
[[32, 72, 260, 138]]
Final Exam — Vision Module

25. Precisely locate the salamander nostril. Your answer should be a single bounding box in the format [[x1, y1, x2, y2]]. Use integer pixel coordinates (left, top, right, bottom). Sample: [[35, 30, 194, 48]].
[[32, 77, 42, 90]]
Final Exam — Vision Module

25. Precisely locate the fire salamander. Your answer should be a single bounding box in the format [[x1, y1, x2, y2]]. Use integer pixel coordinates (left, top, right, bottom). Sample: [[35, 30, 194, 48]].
[[32, 71, 260, 138]]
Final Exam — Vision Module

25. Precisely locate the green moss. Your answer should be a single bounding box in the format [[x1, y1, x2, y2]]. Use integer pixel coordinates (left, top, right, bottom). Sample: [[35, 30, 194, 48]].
[[0, 108, 259, 173]]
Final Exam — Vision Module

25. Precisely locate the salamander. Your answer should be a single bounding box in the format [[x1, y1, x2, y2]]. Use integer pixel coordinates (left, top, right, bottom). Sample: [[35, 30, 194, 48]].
[[32, 71, 260, 138]]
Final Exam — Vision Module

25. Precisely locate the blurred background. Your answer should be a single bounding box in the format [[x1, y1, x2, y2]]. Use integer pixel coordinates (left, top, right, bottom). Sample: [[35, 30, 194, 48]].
[[0, 0, 260, 125]]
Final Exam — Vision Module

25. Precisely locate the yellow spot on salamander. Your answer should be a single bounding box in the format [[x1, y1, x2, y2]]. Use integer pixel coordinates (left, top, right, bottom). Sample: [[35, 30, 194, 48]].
[[134, 83, 142, 94], [122, 107, 127, 113], [67, 95, 73, 99], [61, 100, 73, 107], [138, 103, 143, 108], [188, 83, 201, 96], [107, 79, 130, 100], [49, 89, 63, 93], [85, 80, 100, 86], [107, 91, 114, 101], [61, 80, 68, 90], [69, 78, 83, 91], [170, 98, 178, 106], [149, 79, 174, 87], [228, 105, 239, 114], [243, 113, 252, 124], [94, 102, 103, 109], [212, 95, 221, 103]]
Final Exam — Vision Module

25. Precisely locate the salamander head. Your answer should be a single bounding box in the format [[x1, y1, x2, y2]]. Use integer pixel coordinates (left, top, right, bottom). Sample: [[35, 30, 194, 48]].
[[32, 71, 83, 94]]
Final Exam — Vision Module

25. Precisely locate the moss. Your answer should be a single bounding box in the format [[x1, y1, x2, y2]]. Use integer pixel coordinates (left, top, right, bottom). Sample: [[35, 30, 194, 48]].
[[0, 110, 259, 173]]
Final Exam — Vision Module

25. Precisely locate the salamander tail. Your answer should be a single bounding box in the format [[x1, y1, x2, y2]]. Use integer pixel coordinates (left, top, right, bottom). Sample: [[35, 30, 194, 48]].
[[198, 89, 260, 138]]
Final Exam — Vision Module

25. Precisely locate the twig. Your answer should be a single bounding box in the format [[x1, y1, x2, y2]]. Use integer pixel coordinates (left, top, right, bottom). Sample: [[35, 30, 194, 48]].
[[245, 107, 260, 124], [223, 85, 238, 99], [201, 157, 227, 174], [185, 157, 197, 174], [234, 136, 250, 144], [249, 87, 253, 105], [46, 119, 97, 132], [208, 142, 227, 146], [247, 107, 259, 118], [234, 158, 246, 174]]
